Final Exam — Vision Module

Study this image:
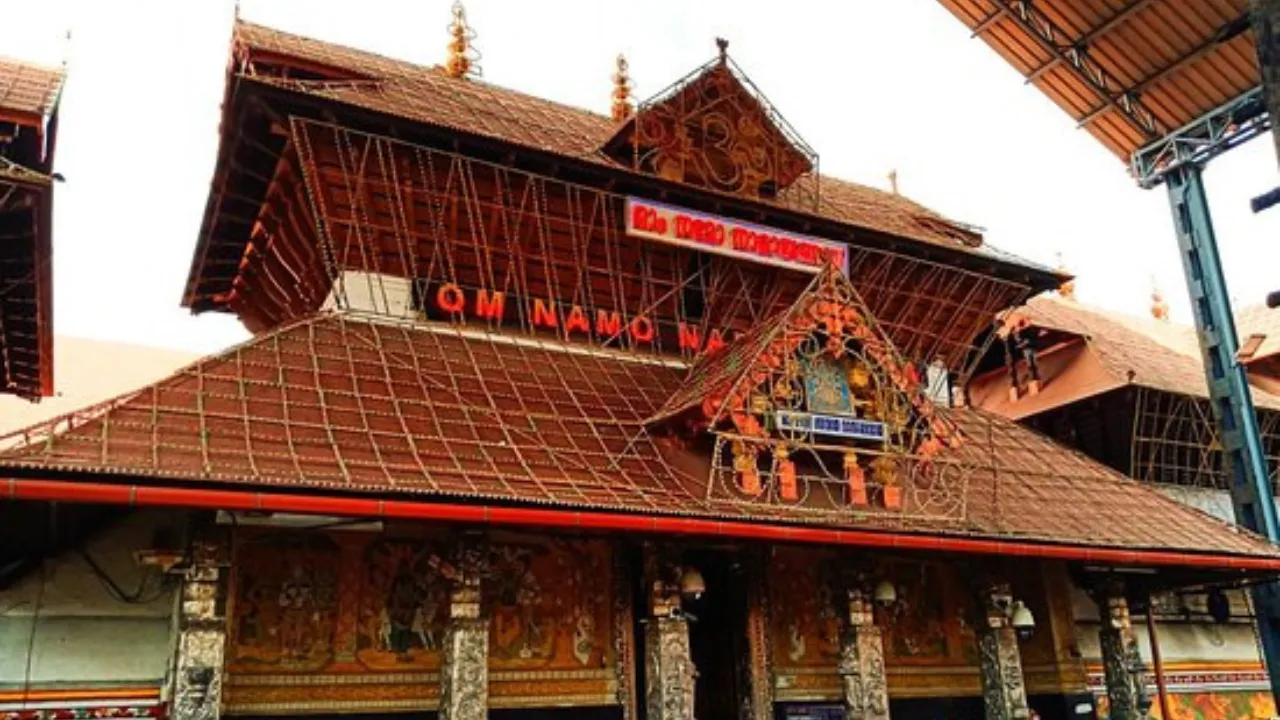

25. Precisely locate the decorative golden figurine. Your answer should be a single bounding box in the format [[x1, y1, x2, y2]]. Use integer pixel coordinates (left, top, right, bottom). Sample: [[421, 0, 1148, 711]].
[[733, 441, 761, 496], [611, 55, 633, 122], [844, 451, 867, 506], [775, 444, 798, 501], [872, 455, 902, 510], [444, 1, 480, 80]]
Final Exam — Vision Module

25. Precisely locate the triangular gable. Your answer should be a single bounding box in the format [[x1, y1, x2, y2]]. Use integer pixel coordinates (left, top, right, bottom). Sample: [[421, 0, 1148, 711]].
[[649, 264, 965, 520], [603, 42, 818, 207]]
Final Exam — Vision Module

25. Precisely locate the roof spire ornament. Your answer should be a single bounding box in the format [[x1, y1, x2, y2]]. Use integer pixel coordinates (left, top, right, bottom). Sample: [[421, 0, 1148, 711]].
[[445, 0, 481, 80], [1151, 278, 1170, 322], [888, 169, 899, 195], [611, 54, 633, 122], [1055, 252, 1076, 301], [716, 37, 729, 64]]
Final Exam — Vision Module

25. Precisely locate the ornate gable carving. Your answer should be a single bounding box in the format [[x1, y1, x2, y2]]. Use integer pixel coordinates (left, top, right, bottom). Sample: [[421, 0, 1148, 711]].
[[651, 265, 967, 522], [603, 40, 819, 208]]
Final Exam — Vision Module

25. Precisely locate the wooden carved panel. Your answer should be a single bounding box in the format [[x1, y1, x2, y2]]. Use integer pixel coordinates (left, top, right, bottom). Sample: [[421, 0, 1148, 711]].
[[223, 528, 618, 714]]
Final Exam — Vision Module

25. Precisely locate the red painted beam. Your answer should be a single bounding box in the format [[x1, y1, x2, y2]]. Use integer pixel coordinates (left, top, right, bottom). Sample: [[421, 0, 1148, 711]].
[[7, 477, 1280, 571]]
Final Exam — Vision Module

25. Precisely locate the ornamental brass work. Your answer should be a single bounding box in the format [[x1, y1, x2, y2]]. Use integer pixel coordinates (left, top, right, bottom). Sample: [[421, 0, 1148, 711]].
[[699, 268, 969, 523], [224, 529, 617, 713]]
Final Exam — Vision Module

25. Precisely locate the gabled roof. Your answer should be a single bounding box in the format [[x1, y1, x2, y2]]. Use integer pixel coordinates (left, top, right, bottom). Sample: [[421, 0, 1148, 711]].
[[2, 312, 1277, 561], [0, 56, 63, 121], [219, 21, 1036, 269], [1010, 295, 1280, 411]]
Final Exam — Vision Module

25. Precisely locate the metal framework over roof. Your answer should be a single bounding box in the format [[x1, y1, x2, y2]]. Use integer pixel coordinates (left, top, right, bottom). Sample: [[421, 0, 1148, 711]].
[[937, 0, 1264, 183]]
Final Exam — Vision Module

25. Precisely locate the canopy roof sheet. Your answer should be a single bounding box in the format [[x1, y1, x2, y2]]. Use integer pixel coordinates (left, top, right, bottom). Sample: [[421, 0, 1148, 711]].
[[936, 0, 1258, 162]]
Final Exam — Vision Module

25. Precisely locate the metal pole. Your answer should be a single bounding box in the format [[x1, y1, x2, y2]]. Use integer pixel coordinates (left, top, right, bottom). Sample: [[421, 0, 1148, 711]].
[[1145, 608, 1172, 720], [1165, 162, 1280, 705]]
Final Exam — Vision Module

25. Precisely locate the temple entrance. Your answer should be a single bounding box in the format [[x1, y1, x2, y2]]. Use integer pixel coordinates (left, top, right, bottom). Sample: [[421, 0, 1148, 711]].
[[685, 549, 749, 720]]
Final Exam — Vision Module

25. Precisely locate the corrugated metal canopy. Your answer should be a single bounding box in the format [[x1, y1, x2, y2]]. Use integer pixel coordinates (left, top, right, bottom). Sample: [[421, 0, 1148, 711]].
[[936, 0, 1259, 163]]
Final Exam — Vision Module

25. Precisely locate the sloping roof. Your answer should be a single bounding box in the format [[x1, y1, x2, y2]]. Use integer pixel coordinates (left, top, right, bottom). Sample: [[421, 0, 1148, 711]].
[[935, 0, 1258, 163], [0, 337, 199, 435], [1, 312, 1276, 560], [1017, 295, 1280, 409], [0, 56, 63, 120], [1237, 303, 1280, 364], [227, 21, 1038, 270]]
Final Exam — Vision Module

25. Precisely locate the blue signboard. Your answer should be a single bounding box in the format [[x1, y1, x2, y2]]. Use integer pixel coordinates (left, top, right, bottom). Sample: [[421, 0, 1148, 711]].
[[776, 411, 886, 442]]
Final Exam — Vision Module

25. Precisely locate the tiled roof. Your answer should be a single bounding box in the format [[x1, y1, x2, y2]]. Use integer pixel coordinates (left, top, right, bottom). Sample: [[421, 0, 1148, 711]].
[[1, 312, 1275, 560], [231, 22, 1039, 270], [1237, 304, 1280, 365], [0, 56, 63, 119], [1019, 295, 1280, 410]]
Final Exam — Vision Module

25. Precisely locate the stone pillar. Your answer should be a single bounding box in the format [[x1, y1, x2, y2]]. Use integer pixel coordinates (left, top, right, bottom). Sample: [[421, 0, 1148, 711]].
[[171, 535, 228, 720], [976, 582, 1031, 720], [1098, 592, 1151, 720], [837, 588, 890, 720], [644, 545, 695, 720], [744, 549, 775, 720], [439, 534, 489, 720]]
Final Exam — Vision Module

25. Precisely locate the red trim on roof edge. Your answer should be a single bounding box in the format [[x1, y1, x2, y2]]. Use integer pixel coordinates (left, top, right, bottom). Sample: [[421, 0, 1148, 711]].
[[8, 478, 1279, 571]]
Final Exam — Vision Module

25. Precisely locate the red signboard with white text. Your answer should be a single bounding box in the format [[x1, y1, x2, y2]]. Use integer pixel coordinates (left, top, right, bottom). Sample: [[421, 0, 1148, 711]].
[[625, 197, 848, 274]]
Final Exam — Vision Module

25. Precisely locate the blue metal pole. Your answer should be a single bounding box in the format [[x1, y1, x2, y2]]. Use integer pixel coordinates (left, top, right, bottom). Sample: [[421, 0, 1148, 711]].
[[1165, 161, 1280, 702]]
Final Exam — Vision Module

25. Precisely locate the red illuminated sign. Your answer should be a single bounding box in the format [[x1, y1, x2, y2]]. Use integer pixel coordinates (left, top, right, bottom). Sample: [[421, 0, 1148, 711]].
[[625, 198, 848, 274], [428, 283, 730, 355]]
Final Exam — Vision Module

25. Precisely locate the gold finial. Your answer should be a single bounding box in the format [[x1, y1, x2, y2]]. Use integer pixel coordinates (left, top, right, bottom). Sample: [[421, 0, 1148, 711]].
[[1055, 252, 1076, 301], [1151, 278, 1169, 322], [716, 37, 729, 63], [445, 1, 481, 80], [888, 169, 899, 195], [611, 54, 633, 122]]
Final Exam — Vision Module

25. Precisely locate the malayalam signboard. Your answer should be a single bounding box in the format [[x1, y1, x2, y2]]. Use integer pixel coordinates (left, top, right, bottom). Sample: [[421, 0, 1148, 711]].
[[625, 197, 849, 274]]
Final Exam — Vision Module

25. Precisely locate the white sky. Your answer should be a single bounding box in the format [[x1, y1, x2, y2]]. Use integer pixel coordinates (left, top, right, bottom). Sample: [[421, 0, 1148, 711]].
[[4, 0, 1279, 355]]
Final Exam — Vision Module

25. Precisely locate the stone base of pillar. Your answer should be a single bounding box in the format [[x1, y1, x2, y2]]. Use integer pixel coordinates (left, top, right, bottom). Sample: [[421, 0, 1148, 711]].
[[838, 591, 889, 720], [977, 584, 1030, 720], [1099, 594, 1150, 720], [645, 616, 695, 720], [170, 535, 228, 720], [440, 617, 490, 720]]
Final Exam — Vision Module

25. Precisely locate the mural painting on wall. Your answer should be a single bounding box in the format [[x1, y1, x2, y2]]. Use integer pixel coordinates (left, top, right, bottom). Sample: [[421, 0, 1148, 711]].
[[768, 549, 985, 700], [225, 529, 618, 712], [1095, 691, 1276, 720], [229, 532, 341, 671]]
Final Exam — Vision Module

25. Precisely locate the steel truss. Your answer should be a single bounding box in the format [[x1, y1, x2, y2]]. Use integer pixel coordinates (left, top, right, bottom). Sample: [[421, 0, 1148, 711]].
[[1131, 87, 1270, 189]]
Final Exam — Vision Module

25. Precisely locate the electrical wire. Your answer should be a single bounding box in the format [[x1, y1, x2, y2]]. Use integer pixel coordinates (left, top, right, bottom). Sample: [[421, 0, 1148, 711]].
[[20, 561, 47, 710], [78, 548, 173, 605]]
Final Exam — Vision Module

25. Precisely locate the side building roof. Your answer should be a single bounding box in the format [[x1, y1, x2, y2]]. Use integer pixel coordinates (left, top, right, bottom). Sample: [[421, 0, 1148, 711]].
[[0, 56, 64, 399]]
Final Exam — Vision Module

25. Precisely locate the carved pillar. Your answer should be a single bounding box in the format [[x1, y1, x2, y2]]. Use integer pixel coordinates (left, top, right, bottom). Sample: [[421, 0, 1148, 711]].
[[1098, 591, 1151, 720], [837, 587, 890, 720], [171, 533, 228, 720], [976, 582, 1031, 720], [743, 549, 775, 720], [439, 534, 489, 720], [644, 545, 695, 720]]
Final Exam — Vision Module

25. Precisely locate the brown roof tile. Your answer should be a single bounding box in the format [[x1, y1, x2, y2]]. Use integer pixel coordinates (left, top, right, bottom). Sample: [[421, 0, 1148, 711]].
[[1, 312, 1274, 560], [1019, 295, 1280, 410], [231, 22, 1030, 267], [0, 56, 63, 120]]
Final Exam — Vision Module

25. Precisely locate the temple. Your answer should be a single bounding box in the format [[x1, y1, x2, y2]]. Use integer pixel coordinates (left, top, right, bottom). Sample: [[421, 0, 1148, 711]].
[[0, 56, 61, 399], [3, 10, 1280, 720], [970, 287, 1280, 719]]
